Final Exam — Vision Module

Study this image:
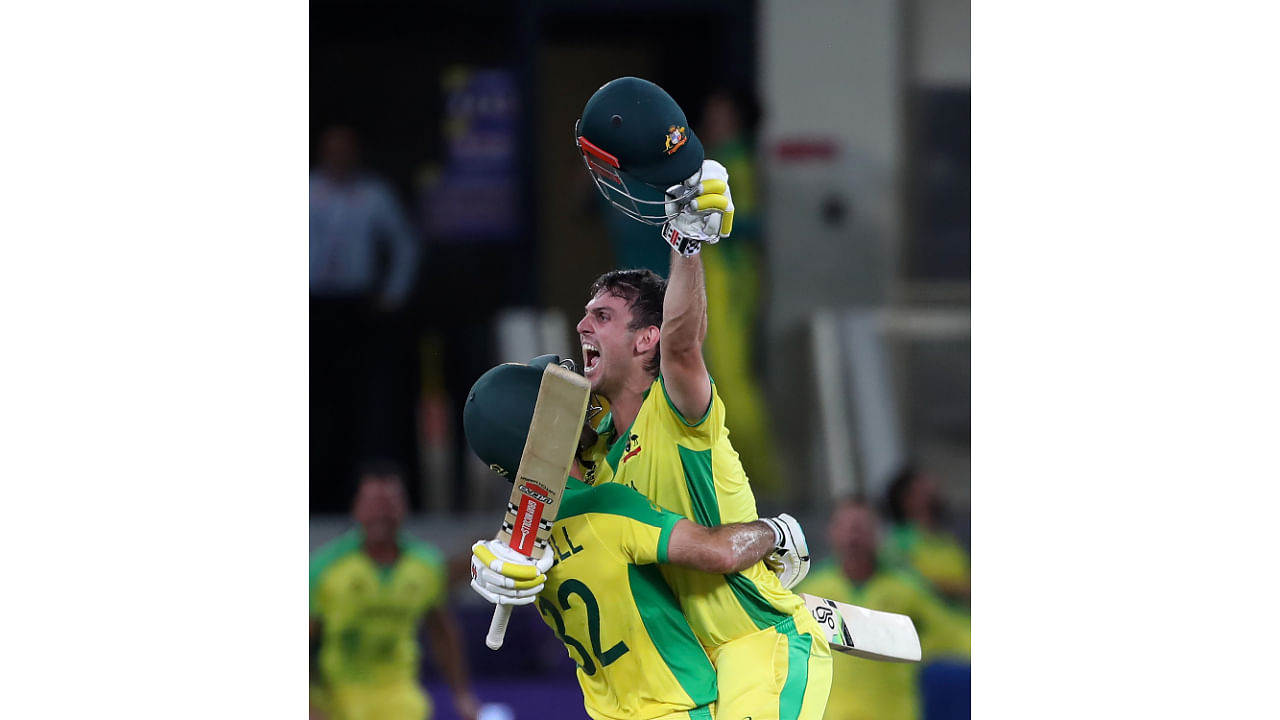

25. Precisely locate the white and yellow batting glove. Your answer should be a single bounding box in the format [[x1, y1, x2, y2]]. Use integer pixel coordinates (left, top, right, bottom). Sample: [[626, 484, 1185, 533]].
[[661, 159, 735, 256], [761, 513, 811, 590], [470, 539, 555, 606]]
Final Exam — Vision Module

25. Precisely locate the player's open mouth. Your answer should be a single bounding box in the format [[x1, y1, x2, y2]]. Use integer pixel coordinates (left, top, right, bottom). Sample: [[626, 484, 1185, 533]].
[[582, 342, 601, 375]]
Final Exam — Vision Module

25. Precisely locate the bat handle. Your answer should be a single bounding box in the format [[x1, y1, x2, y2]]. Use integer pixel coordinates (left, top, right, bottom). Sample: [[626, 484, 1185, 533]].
[[486, 604, 513, 650]]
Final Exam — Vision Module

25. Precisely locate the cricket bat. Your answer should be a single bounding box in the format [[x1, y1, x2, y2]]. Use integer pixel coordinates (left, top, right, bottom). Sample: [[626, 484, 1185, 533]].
[[486, 363, 591, 650], [800, 593, 922, 663]]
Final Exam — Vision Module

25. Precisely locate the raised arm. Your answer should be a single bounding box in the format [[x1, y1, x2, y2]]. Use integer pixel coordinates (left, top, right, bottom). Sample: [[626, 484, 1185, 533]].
[[659, 158, 736, 420], [660, 250, 713, 421]]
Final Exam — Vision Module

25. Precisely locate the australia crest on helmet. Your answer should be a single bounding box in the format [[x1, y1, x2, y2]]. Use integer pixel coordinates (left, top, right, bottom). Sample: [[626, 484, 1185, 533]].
[[665, 125, 688, 155]]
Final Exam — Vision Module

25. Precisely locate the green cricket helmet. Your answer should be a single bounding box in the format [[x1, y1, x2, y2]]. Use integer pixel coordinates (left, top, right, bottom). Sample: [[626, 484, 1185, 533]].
[[463, 356, 578, 481], [575, 77, 705, 226]]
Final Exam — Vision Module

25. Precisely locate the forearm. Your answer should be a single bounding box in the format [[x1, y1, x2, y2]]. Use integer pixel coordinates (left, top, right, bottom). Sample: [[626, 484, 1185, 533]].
[[425, 611, 473, 697], [663, 251, 707, 354], [668, 518, 776, 574]]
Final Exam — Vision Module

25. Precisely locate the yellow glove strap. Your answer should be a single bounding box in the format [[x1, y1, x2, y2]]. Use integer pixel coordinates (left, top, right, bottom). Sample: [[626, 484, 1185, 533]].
[[473, 542, 546, 583]]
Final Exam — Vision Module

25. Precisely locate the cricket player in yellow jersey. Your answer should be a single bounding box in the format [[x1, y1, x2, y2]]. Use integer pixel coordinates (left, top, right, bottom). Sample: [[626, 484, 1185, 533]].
[[568, 77, 833, 720], [310, 464, 479, 720], [797, 498, 970, 720], [462, 359, 814, 720]]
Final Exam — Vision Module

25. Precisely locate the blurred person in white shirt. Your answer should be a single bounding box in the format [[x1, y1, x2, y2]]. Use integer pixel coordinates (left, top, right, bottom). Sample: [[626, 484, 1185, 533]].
[[310, 125, 422, 512], [310, 125, 419, 310]]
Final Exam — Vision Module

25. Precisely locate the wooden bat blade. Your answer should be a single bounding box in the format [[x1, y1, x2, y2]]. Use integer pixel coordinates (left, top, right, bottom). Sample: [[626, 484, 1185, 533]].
[[495, 364, 591, 553], [487, 363, 591, 650], [800, 592, 922, 663]]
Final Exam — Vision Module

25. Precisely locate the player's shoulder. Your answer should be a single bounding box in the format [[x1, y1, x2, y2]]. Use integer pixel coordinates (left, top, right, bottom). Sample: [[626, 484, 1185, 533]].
[[871, 564, 935, 602], [643, 374, 716, 430], [310, 529, 363, 580], [560, 482, 672, 526], [398, 534, 445, 570]]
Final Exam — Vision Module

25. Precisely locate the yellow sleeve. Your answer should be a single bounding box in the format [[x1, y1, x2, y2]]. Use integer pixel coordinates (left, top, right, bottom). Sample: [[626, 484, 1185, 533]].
[[655, 375, 716, 436], [580, 483, 683, 565]]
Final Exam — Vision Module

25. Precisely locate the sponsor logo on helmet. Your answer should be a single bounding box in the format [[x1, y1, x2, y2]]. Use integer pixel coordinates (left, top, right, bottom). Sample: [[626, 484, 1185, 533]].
[[664, 125, 688, 155]]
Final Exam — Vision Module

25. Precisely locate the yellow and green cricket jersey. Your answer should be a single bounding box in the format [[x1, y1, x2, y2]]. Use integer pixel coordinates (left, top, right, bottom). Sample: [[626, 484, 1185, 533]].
[[540, 479, 716, 720], [883, 523, 971, 602], [579, 376, 807, 649], [796, 559, 971, 720], [310, 530, 448, 686]]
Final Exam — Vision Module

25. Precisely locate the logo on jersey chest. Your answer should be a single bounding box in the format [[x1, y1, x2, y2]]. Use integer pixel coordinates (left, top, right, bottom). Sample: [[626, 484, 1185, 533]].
[[621, 433, 642, 463]]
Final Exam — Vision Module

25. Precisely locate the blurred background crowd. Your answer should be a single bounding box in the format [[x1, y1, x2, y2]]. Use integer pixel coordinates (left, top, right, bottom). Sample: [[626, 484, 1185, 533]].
[[310, 1, 970, 719]]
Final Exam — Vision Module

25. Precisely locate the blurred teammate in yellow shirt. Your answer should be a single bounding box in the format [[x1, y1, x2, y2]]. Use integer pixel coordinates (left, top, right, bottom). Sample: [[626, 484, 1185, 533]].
[[797, 498, 969, 720], [883, 467, 971, 607], [310, 463, 479, 720]]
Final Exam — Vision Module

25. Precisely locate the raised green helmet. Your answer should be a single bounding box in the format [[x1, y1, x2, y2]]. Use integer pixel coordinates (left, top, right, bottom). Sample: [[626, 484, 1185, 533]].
[[463, 356, 577, 481], [575, 76, 705, 226]]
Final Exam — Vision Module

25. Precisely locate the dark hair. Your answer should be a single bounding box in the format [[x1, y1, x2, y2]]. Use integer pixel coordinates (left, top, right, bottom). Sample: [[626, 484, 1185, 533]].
[[885, 464, 945, 524], [357, 458, 405, 486], [837, 493, 870, 509], [704, 86, 763, 137], [587, 268, 667, 377], [884, 465, 917, 523]]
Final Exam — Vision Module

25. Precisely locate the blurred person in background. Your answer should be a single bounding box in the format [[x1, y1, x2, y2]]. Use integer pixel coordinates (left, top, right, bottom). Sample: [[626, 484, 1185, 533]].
[[310, 125, 420, 310], [882, 466, 971, 607], [310, 125, 422, 512], [796, 497, 969, 720], [310, 462, 479, 720], [696, 86, 781, 492]]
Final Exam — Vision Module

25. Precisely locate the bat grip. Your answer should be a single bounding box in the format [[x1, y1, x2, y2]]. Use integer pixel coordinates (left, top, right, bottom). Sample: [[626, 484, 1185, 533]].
[[486, 603, 513, 650]]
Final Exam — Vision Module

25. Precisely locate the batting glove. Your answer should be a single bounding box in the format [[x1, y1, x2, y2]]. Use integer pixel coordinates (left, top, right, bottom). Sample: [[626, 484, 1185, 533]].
[[761, 513, 811, 590], [470, 539, 556, 607], [661, 159, 735, 256]]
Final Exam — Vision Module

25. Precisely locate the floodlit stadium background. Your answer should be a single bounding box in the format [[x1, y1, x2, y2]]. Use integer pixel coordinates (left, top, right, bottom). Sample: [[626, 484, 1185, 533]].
[[310, 1, 970, 718]]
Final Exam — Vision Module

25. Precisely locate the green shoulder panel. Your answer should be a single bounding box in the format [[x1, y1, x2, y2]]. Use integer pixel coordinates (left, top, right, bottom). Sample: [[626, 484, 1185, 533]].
[[400, 534, 445, 573], [677, 445, 720, 526], [309, 529, 362, 613], [558, 483, 681, 532]]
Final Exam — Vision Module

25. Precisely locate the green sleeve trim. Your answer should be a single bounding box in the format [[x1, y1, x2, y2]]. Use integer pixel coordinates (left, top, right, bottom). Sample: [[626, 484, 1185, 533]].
[[658, 375, 714, 428], [677, 445, 720, 526], [776, 616, 815, 720], [627, 564, 717, 707], [656, 517, 678, 565], [309, 529, 362, 615]]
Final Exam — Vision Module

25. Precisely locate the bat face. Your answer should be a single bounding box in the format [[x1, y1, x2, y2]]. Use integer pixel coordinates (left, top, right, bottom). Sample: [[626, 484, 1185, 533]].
[[800, 593, 923, 663], [496, 365, 592, 559]]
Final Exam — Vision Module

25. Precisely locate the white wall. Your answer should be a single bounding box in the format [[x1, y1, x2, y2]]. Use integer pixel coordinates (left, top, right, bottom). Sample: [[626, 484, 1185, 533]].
[[911, 0, 971, 86], [756, 0, 970, 502]]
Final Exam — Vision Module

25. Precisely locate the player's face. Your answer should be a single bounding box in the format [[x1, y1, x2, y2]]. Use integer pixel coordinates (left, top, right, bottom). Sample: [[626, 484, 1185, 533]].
[[576, 291, 639, 396], [828, 503, 878, 558], [903, 475, 937, 523], [354, 476, 406, 545]]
